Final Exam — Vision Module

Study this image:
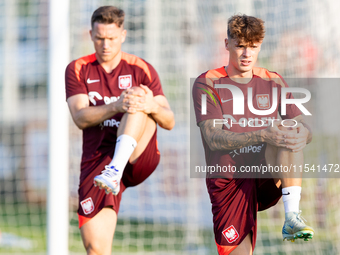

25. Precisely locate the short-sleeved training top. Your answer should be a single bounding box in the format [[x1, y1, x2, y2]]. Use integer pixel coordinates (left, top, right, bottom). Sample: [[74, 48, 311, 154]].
[[65, 52, 164, 183], [192, 66, 301, 178]]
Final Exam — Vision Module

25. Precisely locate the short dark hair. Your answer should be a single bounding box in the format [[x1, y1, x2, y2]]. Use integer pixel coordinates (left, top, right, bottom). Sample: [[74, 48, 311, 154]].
[[227, 14, 265, 44], [91, 6, 125, 28]]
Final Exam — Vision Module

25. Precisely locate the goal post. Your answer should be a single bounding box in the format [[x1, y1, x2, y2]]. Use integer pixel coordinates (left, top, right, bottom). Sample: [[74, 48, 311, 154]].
[[47, 0, 70, 254]]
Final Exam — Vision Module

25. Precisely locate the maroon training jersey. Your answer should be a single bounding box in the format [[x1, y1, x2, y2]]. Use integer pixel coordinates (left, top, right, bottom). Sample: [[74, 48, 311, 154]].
[[192, 66, 302, 178], [65, 52, 164, 183]]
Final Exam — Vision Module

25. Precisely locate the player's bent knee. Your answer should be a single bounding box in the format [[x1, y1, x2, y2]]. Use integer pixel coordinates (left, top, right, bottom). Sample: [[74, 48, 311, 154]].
[[130, 86, 145, 95], [278, 120, 297, 133]]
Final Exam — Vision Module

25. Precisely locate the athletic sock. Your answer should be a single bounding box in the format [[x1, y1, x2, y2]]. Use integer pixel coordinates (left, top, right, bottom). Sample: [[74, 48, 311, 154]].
[[282, 186, 301, 216], [108, 134, 137, 178]]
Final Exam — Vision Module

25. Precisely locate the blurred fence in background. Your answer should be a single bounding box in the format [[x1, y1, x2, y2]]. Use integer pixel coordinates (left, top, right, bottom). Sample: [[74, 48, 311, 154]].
[[1, 0, 340, 254]]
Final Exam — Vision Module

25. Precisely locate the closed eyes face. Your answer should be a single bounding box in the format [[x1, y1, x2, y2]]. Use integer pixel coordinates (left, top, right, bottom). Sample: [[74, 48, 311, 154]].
[[90, 22, 126, 64]]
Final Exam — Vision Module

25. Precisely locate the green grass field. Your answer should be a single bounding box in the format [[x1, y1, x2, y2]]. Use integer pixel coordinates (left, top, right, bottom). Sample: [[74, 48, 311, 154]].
[[0, 204, 215, 254]]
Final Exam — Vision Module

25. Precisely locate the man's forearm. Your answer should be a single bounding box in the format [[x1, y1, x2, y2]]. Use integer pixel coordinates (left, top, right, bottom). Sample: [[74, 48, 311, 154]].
[[151, 105, 175, 130], [72, 103, 120, 129], [199, 119, 263, 151]]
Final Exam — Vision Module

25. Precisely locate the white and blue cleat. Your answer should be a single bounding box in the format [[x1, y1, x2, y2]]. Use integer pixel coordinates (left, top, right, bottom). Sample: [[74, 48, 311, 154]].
[[282, 211, 314, 242], [94, 165, 121, 195]]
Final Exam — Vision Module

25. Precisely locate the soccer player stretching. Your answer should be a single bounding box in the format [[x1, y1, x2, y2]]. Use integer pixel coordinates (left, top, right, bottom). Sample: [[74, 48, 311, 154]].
[[65, 6, 174, 255], [193, 15, 314, 254]]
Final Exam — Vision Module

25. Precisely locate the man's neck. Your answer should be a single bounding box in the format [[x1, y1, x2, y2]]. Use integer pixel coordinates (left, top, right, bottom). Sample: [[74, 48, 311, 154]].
[[225, 66, 253, 84], [97, 51, 122, 73]]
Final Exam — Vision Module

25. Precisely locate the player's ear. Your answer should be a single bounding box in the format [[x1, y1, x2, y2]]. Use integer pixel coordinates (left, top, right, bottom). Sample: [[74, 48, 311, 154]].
[[121, 28, 127, 43], [89, 29, 93, 40], [225, 38, 229, 50]]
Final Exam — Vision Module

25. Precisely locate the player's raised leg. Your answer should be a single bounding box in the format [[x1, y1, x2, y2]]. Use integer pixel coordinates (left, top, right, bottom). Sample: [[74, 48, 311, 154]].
[[265, 122, 314, 242], [94, 86, 156, 195]]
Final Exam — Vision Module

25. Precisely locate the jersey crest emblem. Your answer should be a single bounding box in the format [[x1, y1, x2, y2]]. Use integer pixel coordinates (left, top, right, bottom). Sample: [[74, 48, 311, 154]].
[[256, 94, 270, 109], [80, 197, 94, 215], [222, 225, 239, 243], [118, 75, 132, 89]]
